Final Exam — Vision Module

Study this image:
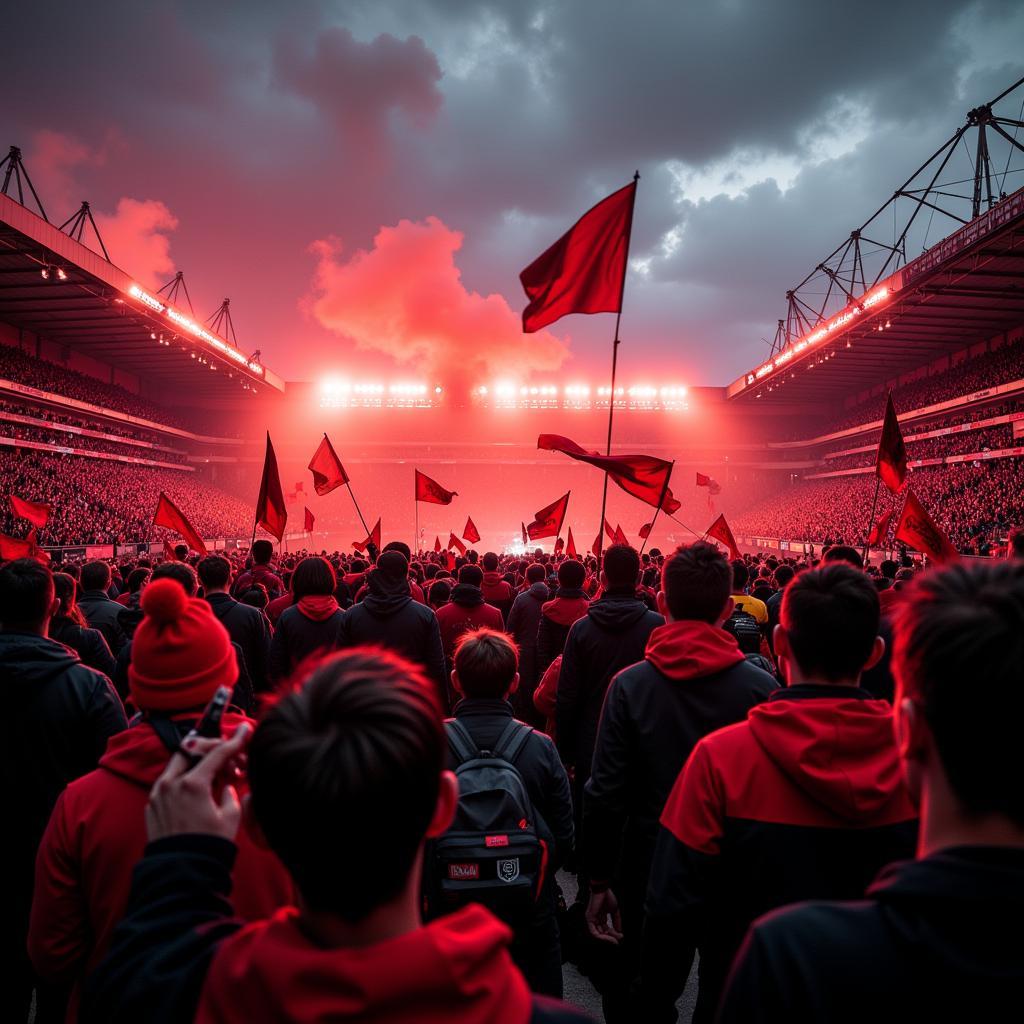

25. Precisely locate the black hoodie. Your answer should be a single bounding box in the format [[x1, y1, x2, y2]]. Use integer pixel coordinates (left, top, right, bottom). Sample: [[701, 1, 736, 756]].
[[555, 589, 663, 775], [718, 846, 1024, 1023]]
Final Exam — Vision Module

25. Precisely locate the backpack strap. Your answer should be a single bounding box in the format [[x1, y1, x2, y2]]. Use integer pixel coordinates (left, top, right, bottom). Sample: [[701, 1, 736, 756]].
[[446, 719, 481, 765], [492, 719, 533, 765], [146, 712, 191, 756]]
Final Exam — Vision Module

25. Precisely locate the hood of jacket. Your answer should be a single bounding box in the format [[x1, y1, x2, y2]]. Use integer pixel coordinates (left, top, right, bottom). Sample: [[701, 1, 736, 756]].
[[197, 903, 532, 1024], [525, 581, 550, 602], [542, 591, 590, 627], [0, 632, 85, 691], [644, 620, 745, 680], [481, 571, 509, 591], [586, 589, 655, 632], [451, 583, 485, 608], [362, 565, 413, 617], [99, 711, 254, 789], [748, 684, 910, 822], [296, 595, 340, 622]]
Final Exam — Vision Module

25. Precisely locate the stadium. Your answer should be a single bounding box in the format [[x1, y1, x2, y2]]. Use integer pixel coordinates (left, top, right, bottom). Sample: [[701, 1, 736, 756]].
[[1, 76, 1022, 561]]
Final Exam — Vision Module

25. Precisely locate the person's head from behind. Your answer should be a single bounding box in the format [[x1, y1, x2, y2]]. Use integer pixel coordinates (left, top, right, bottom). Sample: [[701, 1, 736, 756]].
[[525, 562, 546, 585], [481, 551, 499, 572], [659, 542, 733, 625], [247, 649, 456, 923], [126, 567, 150, 595], [557, 557, 586, 591], [823, 544, 864, 569], [81, 560, 111, 593], [251, 539, 274, 566], [0, 559, 57, 634], [775, 564, 883, 686], [174, 543, 189, 563], [291, 556, 336, 599], [731, 560, 749, 594], [880, 559, 899, 581], [773, 564, 795, 590], [602, 544, 640, 591], [52, 572, 85, 625], [457, 563, 483, 588], [428, 579, 451, 608], [1009, 528, 1024, 560], [151, 560, 198, 597], [240, 584, 268, 610], [197, 555, 232, 594], [451, 627, 519, 701], [382, 541, 412, 563], [892, 562, 1024, 832]]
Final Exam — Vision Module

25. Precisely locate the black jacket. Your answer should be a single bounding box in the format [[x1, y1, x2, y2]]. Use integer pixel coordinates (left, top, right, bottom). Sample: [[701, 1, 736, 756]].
[[78, 589, 128, 654], [535, 588, 589, 675], [1, 632, 126, 972], [582, 622, 777, 909], [555, 590, 663, 776], [340, 573, 446, 696], [506, 582, 551, 720], [206, 592, 272, 693], [49, 617, 117, 678], [269, 602, 344, 682], [718, 846, 1024, 1024]]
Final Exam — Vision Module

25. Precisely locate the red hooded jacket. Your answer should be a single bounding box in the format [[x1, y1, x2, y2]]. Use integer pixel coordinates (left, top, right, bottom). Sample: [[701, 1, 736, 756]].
[[28, 713, 295, 1017]]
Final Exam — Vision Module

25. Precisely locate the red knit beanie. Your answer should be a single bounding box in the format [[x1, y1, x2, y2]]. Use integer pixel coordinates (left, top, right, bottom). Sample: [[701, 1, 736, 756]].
[[128, 578, 238, 712]]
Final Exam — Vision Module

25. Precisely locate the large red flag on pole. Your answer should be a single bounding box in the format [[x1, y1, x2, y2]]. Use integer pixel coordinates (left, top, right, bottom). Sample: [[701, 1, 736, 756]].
[[894, 489, 958, 563], [254, 433, 287, 543], [612, 524, 629, 547], [308, 434, 349, 496], [0, 529, 47, 562], [591, 530, 602, 559], [527, 491, 570, 541], [303, 507, 315, 533], [353, 517, 382, 553], [433, 536, 442, 553], [867, 508, 894, 547], [566, 527, 577, 558], [538, 434, 681, 513], [462, 517, 481, 544], [153, 492, 207, 554], [520, 180, 637, 333], [448, 532, 467, 555], [705, 514, 741, 562], [876, 392, 908, 495], [415, 470, 458, 505], [10, 495, 50, 528]]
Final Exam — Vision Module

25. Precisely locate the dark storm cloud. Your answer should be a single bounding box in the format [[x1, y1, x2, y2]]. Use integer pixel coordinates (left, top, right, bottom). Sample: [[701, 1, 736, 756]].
[[1, 0, 1022, 382]]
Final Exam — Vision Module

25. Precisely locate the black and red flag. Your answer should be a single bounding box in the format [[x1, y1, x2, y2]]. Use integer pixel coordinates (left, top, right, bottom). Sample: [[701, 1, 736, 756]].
[[639, 522, 653, 540], [706, 513, 741, 562], [538, 434, 681, 513], [153, 492, 207, 554], [448, 532, 467, 555], [520, 180, 637, 333], [308, 434, 349, 496], [566, 527, 577, 558], [462, 516, 481, 544], [527, 491, 570, 541], [255, 433, 287, 543], [867, 508, 894, 547], [353, 517, 382, 553], [876, 392, 908, 495], [894, 489, 957, 563], [415, 470, 458, 505], [304, 507, 315, 533], [10, 495, 50, 529]]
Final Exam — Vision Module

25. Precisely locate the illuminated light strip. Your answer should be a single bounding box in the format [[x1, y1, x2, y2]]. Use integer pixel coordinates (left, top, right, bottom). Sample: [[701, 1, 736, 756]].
[[127, 284, 264, 377]]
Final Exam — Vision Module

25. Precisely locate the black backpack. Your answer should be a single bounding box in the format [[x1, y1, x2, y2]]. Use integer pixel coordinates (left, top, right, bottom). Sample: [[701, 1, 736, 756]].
[[426, 718, 546, 925], [723, 607, 762, 655]]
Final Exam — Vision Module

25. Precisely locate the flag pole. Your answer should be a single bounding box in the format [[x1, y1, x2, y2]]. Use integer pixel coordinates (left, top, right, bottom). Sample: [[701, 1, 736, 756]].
[[666, 511, 703, 540], [346, 481, 371, 539], [640, 461, 674, 556], [415, 498, 420, 558], [598, 170, 640, 561]]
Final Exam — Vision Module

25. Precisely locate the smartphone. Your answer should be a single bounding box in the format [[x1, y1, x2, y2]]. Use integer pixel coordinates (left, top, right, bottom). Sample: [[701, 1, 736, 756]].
[[182, 686, 232, 766]]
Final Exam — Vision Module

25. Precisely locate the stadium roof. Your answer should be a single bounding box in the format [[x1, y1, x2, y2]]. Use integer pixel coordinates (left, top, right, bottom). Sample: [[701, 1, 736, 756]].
[[0, 191, 284, 397]]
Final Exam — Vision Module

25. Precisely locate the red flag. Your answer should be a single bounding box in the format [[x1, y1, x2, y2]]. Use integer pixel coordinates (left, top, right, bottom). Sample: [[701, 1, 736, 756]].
[[522, 522, 529, 546], [445, 550, 457, 572], [538, 435, 680, 513], [433, 536, 442, 553], [639, 522, 653, 539], [695, 472, 722, 496], [448, 532, 467, 555], [153, 492, 207, 554], [520, 180, 636, 333], [353, 517, 382, 553], [612, 524, 629, 547], [0, 529, 47, 563], [591, 530, 602, 558], [566, 527, 577, 559], [255, 433, 287, 542], [308, 434, 349, 496], [894, 489, 958, 563], [706, 514, 741, 561], [304, 507, 315, 533], [867, 508, 894, 547], [527, 491, 570, 541], [462, 516, 481, 544], [554, 536, 565, 553], [876, 392, 908, 495], [415, 469, 458, 505], [10, 495, 50, 528], [162, 539, 178, 562]]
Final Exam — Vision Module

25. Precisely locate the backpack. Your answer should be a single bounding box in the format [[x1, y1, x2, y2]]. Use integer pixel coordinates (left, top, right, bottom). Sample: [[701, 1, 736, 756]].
[[426, 718, 546, 926], [723, 607, 762, 655]]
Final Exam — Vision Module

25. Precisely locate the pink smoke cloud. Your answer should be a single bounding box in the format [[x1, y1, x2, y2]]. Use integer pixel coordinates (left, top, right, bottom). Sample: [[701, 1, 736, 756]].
[[307, 217, 569, 384]]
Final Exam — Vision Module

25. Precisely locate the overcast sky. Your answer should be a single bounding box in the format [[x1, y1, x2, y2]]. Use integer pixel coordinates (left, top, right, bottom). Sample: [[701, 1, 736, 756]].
[[5, 1, 1023, 387]]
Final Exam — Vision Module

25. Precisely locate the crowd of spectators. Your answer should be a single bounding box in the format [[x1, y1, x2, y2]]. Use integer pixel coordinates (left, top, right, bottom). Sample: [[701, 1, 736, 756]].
[[0, 423, 189, 464], [822, 424, 1017, 471]]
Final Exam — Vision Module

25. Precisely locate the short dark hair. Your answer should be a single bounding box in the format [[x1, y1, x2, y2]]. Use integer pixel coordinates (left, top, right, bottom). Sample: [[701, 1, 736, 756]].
[[382, 541, 411, 561], [454, 628, 518, 699], [151, 561, 198, 596], [174, 543, 189, 561], [893, 561, 1024, 826], [525, 562, 546, 584], [557, 558, 586, 589], [880, 559, 899, 580], [428, 579, 451, 607], [781, 564, 880, 682], [458, 563, 483, 587], [291, 556, 336, 599], [251, 539, 274, 564], [126, 567, 150, 594], [823, 545, 864, 569], [482, 551, 499, 571], [248, 650, 443, 921], [731, 560, 749, 591], [662, 542, 731, 622], [0, 559, 55, 632], [197, 555, 232, 590], [603, 544, 639, 589], [81, 560, 111, 592], [1009, 528, 1024, 559], [773, 564, 795, 588]]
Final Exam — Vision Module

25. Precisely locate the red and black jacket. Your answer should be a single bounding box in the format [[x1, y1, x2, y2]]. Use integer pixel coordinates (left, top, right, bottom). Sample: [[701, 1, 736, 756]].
[[641, 684, 918, 1023]]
